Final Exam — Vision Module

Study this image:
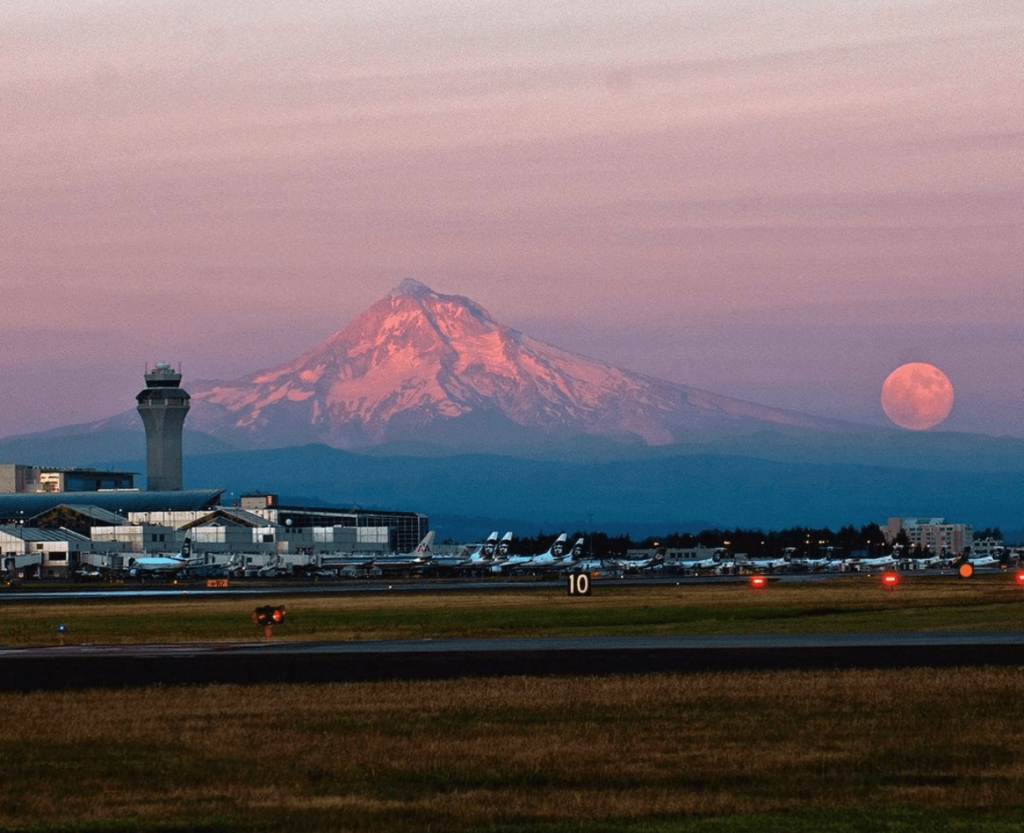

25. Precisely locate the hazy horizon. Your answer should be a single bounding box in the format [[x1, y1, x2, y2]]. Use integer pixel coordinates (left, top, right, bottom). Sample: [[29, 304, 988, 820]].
[[3, 1, 1021, 440]]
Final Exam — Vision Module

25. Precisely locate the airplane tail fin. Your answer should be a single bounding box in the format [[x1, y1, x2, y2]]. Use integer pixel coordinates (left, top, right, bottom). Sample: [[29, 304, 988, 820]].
[[496, 531, 512, 557], [548, 532, 568, 557], [413, 530, 436, 557], [483, 531, 500, 559]]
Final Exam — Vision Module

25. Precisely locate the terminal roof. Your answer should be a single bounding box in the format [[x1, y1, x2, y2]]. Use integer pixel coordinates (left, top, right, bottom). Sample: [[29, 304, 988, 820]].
[[0, 489, 223, 523]]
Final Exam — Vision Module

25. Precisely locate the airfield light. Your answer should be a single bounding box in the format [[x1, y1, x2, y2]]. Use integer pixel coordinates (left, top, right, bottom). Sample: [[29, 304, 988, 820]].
[[1014, 570, 1024, 587], [252, 605, 287, 637], [958, 562, 974, 579], [749, 574, 767, 589], [880, 571, 900, 590]]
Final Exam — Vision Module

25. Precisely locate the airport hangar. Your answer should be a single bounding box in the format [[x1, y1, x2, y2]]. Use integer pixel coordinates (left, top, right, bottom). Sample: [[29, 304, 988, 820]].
[[0, 489, 428, 578]]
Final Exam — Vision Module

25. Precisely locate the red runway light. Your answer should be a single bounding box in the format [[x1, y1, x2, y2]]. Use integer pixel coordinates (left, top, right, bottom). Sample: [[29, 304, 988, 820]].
[[881, 571, 900, 589], [958, 562, 974, 579], [749, 574, 767, 589], [1015, 570, 1024, 587]]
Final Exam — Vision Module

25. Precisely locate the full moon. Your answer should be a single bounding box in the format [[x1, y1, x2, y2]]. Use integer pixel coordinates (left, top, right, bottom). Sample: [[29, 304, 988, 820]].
[[880, 362, 954, 430]]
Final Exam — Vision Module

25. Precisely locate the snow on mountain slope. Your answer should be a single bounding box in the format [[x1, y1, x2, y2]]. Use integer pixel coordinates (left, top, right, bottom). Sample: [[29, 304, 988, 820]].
[[184, 279, 841, 449]]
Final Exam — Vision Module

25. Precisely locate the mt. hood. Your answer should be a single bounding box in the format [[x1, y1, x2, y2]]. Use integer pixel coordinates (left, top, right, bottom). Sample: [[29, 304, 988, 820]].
[[184, 279, 842, 450]]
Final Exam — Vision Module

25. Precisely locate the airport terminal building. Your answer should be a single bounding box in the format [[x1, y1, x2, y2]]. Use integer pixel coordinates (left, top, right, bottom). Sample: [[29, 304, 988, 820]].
[[0, 367, 428, 577], [0, 486, 427, 578], [0, 464, 136, 494]]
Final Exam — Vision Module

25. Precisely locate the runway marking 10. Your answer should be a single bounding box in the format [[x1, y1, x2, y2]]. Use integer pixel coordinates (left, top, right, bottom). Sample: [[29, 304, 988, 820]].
[[567, 572, 591, 596]]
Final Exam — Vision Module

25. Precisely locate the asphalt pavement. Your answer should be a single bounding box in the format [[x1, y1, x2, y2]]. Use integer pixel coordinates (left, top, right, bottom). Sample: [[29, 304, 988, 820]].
[[2, 631, 1022, 691]]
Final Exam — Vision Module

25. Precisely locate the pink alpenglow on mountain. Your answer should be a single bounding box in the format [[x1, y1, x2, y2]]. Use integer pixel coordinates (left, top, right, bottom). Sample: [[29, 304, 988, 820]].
[[185, 280, 838, 450]]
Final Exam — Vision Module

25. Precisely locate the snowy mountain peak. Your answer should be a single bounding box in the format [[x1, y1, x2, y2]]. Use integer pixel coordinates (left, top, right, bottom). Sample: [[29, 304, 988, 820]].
[[185, 283, 841, 450], [390, 277, 435, 299]]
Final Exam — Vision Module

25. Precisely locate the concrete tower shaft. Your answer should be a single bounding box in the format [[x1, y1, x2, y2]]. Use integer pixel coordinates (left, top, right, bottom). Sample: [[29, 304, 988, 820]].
[[136, 363, 190, 491]]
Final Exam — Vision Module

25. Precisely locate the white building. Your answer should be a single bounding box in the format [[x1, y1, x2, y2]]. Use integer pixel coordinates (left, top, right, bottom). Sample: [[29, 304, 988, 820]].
[[90, 524, 181, 553], [0, 526, 96, 577], [885, 517, 972, 556], [0, 464, 135, 493]]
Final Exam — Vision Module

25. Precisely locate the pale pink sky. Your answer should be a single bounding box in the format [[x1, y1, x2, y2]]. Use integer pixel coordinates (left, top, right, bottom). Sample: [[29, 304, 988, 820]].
[[1, 1, 1021, 438]]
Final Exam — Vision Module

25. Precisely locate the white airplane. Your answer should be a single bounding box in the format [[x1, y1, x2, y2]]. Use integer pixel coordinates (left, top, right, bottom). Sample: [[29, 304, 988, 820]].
[[852, 553, 898, 571], [791, 554, 832, 571], [741, 555, 790, 573], [128, 537, 195, 576], [492, 533, 568, 574], [613, 550, 666, 573], [373, 531, 436, 574], [902, 553, 946, 570], [568, 550, 630, 577], [673, 550, 725, 574], [566, 557, 606, 574], [433, 531, 506, 574], [477, 528, 501, 561], [429, 531, 501, 571], [319, 552, 378, 574], [462, 531, 501, 565], [413, 530, 435, 557], [335, 560, 379, 578], [965, 553, 1002, 569], [530, 536, 582, 569]]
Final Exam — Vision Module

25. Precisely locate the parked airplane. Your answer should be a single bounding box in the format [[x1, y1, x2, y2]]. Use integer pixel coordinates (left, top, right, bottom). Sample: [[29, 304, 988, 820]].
[[851, 553, 898, 571], [566, 555, 624, 577], [128, 537, 195, 576], [317, 552, 377, 577], [613, 550, 666, 573], [815, 555, 850, 571], [413, 530, 435, 557], [460, 531, 501, 566], [739, 555, 790, 573], [492, 533, 568, 574], [428, 531, 499, 571], [961, 553, 1002, 569], [373, 531, 436, 575], [335, 559, 379, 578], [901, 553, 946, 570], [789, 554, 827, 571], [528, 536, 581, 569], [671, 550, 725, 574]]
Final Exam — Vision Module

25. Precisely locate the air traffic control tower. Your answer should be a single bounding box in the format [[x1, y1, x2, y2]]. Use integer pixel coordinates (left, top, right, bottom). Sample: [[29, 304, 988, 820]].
[[136, 363, 191, 491]]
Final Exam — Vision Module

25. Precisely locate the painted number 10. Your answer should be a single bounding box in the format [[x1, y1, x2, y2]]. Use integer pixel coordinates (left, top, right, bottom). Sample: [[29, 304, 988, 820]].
[[567, 572, 591, 596]]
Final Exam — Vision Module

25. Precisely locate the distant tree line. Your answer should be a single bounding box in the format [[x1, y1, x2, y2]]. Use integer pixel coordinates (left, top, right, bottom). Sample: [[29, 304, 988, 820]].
[[512, 523, 892, 560], [974, 527, 1003, 541]]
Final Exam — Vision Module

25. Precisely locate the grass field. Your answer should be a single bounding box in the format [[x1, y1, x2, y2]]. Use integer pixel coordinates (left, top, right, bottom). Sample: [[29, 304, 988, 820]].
[[4, 573, 1024, 646], [2, 575, 1024, 831]]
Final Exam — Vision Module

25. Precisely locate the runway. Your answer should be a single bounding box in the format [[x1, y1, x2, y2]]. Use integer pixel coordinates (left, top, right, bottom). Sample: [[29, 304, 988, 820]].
[[2, 631, 1022, 691], [0, 569, 934, 603]]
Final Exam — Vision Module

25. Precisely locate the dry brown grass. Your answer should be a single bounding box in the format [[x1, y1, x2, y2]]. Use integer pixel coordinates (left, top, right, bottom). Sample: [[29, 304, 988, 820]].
[[2, 667, 1024, 830], [5, 573, 1024, 646], [3, 579, 1024, 830]]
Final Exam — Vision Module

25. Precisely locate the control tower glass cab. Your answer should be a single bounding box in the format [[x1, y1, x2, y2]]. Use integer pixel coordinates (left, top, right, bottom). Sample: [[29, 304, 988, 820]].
[[136, 363, 191, 491]]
